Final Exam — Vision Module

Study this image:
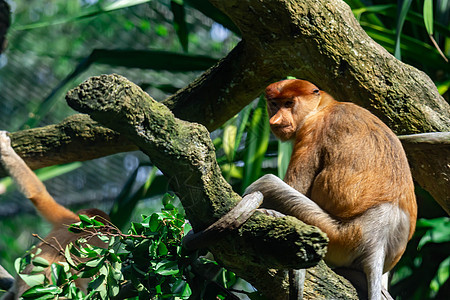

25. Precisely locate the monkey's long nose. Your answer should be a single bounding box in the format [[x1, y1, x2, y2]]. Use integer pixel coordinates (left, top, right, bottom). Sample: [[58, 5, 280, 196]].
[[269, 113, 283, 126]]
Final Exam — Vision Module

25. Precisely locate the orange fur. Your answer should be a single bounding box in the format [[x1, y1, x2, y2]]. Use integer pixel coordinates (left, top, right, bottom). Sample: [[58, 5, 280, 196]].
[[246, 79, 417, 300], [0, 132, 111, 299]]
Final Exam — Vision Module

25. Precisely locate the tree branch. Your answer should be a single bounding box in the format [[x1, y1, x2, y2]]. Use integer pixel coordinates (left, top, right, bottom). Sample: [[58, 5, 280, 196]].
[[64, 74, 359, 299], [399, 132, 450, 150], [205, 0, 450, 213], [162, 41, 269, 132], [2, 0, 448, 212], [399, 133, 450, 214], [0, 114, 136, 178], [207, 0, 449, 132], [182, 191, 264, 250]]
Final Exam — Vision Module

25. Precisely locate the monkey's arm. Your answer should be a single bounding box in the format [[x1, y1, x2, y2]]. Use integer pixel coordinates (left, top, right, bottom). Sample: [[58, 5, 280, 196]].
[[245, 174, 329, 220], [244, 174, 356, 246], [0, 131, 77, 225]]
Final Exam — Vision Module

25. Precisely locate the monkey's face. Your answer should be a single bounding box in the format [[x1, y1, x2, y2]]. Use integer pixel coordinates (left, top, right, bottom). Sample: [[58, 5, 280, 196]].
[[266, 79, 322, 141], [267, 98, 297, 141]]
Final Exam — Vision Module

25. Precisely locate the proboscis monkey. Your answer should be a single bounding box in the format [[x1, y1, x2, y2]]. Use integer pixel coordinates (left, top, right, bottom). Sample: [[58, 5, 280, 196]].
[[244, 79, 417, 300], [0, 131, 111, 300]]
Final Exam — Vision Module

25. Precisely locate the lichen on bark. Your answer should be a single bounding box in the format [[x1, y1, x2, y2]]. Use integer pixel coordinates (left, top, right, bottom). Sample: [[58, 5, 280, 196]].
[[65, 74, 340, 299]]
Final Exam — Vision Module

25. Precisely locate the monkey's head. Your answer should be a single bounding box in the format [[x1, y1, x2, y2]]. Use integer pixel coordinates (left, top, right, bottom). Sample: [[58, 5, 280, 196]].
[[265, 79, 323, 141]]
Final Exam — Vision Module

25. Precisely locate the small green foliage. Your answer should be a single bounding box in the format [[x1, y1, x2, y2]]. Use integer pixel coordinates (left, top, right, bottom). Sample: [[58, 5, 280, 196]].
[[17, 194, 252, 299], [119, 194, 190, 298], [391, 217, 450, 299]]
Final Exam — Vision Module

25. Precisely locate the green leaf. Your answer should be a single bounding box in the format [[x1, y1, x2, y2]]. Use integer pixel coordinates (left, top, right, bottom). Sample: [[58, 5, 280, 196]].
[[18, 273, 46, 288], [222, 270, 237, 288], [98, 234, 110, 244], [171, 279, 192, 297], [91, 217, 107, 227], [394, 0, 413, 59], [223, 117, 238, 162], [85, 257, 105, 268], [109, 262, 124, 282], [184, 0, 240, 35], [30, 266, 46, 274], [360, 22, 449, 71], [21, 285, 61, 299], [79, 214, 94, 226], [423, 0, 434, 35], [158, 242, 169, 256], [277, 141, 293, 179], [32, 257, 50, 268], [352, 4, 396, 22], [68, 222, 83, 233], [79, 264, 103, 278], [417, 217, 450, 250], [183, 222, 192, 237], [1, 163, 82, 192], [436, 79, 450, 95], [90, 274, 106, 289], [15, 256, 28, 274], [50, 263, 67, 287], [149, 240, 158, 257], [242, 96, 270, 191], [171, 0, 189, 52], [13, 0, 152, 30], [155, 260, 179, 276], [149, 213, 163, 232], [235, 104, 252, 151], [162, 192, 176, 209], [65, 245, 78, 268], [130, 222, 144, 235], [430, 257, 450, 292], [34, 163, 82, 182]]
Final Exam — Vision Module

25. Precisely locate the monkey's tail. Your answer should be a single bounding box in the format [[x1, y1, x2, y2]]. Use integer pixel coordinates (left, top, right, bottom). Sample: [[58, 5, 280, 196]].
[[0, 131, 78, 225]]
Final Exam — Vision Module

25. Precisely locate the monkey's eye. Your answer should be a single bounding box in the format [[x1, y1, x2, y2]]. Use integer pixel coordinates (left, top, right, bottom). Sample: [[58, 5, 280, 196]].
[[313, 89, 320, 94]]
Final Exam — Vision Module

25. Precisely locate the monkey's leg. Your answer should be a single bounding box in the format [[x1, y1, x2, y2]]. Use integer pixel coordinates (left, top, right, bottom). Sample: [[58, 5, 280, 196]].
[[0, 131, 77, 225], [244, 174, 334, 224], [364, 250, 384, 300], [255, 198, 307, 300], [289, 269, 305, 300], [380, 273, 394, 300], [245, 175, 374, 298]]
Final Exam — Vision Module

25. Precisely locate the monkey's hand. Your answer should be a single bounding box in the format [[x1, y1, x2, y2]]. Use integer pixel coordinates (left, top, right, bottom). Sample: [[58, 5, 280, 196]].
[[0, 130, 12, 158]]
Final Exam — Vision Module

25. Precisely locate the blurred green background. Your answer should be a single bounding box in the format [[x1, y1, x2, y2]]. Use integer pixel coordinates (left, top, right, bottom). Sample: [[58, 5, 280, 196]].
[[0, 0, 448, 299]]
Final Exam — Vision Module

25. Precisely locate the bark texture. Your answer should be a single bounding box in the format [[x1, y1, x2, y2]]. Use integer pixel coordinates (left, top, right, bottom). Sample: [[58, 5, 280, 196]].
[[8, 115, 136, 172], [64, 74, 356, 299], [203, 0, 450, 213], [400, 133, 450, 214], [2, 0, 449, 212]]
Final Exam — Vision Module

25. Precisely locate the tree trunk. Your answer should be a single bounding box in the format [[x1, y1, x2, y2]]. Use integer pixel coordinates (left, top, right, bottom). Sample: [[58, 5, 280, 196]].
[[2, 0, 448, 213], [63, 74, 357, 299]]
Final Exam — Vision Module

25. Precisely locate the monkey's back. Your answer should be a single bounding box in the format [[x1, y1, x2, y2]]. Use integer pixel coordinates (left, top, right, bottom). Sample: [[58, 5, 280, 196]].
[[306, 102, 416, 232], [295, 101, 417, 271]]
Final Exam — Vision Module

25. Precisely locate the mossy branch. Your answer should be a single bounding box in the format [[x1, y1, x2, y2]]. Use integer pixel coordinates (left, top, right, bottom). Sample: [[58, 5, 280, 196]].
[[65, 74, 357, 299]]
